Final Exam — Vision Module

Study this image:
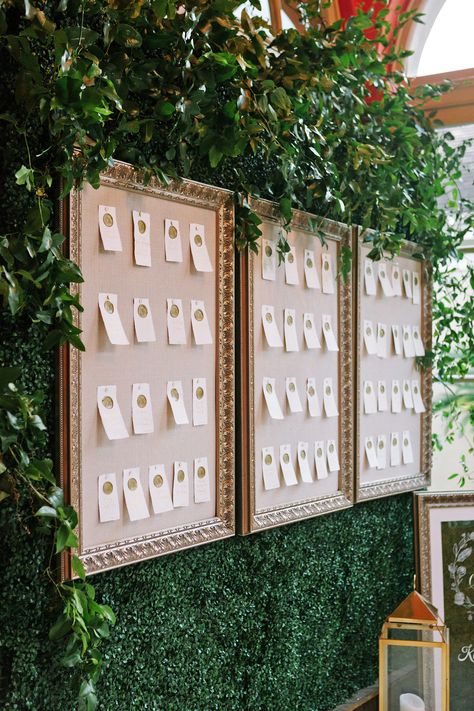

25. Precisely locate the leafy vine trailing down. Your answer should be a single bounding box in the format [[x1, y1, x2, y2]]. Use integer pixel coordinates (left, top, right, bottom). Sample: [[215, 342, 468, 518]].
[[0, 0, 472, 707]]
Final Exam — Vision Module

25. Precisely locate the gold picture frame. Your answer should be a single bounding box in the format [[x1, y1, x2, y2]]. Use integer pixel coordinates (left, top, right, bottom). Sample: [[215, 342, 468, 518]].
[[59, 160, 235, 578], [239, 198, 354, 534], [354, 229, 432, 502]]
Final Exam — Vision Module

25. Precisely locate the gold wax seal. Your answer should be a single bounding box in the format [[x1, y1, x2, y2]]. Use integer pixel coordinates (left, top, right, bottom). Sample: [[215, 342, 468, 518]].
[[194, 308, 204, 322], [153, 474, 163, 488], [404, 438, 409, 447], [265, 312, 273, 323], [194, 234, 203, 247], [300, 449, 306, 460], [264, 454, 272, 465], [306, 258, 313, 268], [137, 303, 148, 318], [138, 219, 147, 234], [404, 383, 409, 391], [328, 443, 334, 453], [378, 441, 384, 449], [380, 270, 385, 278], [197, 466, 206, 479], [324, 260, 329, 271], [404, 331, 408, 340], [317, 447, 323, 457], [367, 440, 372, 449], [288, 382, 295, 392], [265, 245, 273, 257], [380, 384, 385, 393], [265, 382, 272, 393], [168, 224, 178, 239], [102, 481, 113, 495], [287, 314, 293, 325], [380, 328, 385, 337], [127, 477, 138, 491], [308, 386, 315, 397], [104, 299, 114, 314], [137, 394, 147, 408], [366, 326, 372, 336], [170, 387, 179, 400], [366, 385, 371, 393], [103, 212, 114, 227], [393, 437, 398, 446], [324, 322, 330, 331], [282, 453, 290, 464], [170, 304, 180, 318], [102, 396, 114, 409], [414, 276, 418, 286], [196, 386, 204, 400], [287, 252, 294, 264], [177, 469, 185, 483], [393, 270, 399, 279], [325, 386, 331, 395], [394, 385, 399, 394], [413, 386, 418, 394], [305, 319, 312, 329], [414, 331, 419, 339], [366, 265, 371, 274]]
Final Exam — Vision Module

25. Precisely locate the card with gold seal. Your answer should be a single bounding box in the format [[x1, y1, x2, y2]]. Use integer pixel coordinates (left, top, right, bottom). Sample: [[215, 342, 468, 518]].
[[59, 159, 235, 577]]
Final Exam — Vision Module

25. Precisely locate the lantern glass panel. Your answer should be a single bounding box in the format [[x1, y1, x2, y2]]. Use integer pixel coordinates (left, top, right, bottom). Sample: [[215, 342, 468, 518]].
[[385, 639, 443, 711]]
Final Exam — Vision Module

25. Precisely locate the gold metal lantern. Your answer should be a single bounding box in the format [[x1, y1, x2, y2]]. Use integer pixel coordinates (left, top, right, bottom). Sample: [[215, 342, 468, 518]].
[[379, 589, 449, 711]]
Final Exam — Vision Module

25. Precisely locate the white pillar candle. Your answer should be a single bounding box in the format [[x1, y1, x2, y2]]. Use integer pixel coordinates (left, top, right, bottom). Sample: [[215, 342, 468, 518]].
[[400, 693, 425, 711]]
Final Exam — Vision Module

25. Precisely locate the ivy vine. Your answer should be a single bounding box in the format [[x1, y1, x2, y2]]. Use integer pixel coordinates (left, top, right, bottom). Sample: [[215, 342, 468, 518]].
[[0, 0, 472, 708]]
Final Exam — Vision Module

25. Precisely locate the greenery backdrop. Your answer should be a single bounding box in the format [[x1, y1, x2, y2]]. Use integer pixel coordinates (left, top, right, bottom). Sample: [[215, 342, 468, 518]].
[[0, 0, 472, 709]]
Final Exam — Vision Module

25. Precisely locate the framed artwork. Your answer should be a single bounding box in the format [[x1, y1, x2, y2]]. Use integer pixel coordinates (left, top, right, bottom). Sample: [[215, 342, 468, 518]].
[[415, 491, 474, 711], [355, 230, 432, 502], [59, 160, 235, 577], [239, 198, 354, 534]]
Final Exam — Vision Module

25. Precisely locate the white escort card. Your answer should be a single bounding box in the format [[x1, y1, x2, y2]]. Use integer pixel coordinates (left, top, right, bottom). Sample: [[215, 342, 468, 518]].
[[284, 308, 299, 352], [164, 218, 183, 262], [314, 441, 328, 479], [402, 325, 415, 358], [167, 380, 189, 425], [191, 299, 212, 345], [132, 383, 154, 434], [189, 223, 212, 272], [262, 239, 277, 281], [403, 269, 412, 298], [304, 249, 320, 289], [99, 205, 122, 251], [390, 433, 401, 467], [412, 380, 426, 414], [262, 305, 283, 348], [326, 440, 340, 472], [391, 263, 402, 296], [280, 445, 298, 486], [364, 258, 377, 296], [377, 381, 388, 412], [98, 473, 120, 523], [148, 465, 174, 514], [376, 322, 388, 358], [363, 320, 377, 356], [133, 298, 156, 343], [376, 435, 387, 470], [365, 436, 377, 469], [297, 442, 313, 483], [167, 298, 186, 345], [391, 380, 402, 413], [284, 245, 299, 285], [392, 324, 402, 356], [323, 377, 338, 418], [412, 326, 425, 356], [285, 377, 303, 413], [303, 312, 321, 349], [97, 386, 129, 440], [173, 461, 189, 507], [363, 381, 377, 415], [402, 380, 413, 410], [194, 457, 211, 503], [306, 378, 321, 417], [402, 431, 414, 464], [123, 468, 149, 521], [322, 314, 339, 352], [321, 253, 335, 294], [132, 210, 151, 267], [98, 293, 129, 345], [262, 447, 280, 490], [412, 270, 421, 305], [263, 377, 284, 420], [192, 378, 208, 426], [378, 260, 393, 297]]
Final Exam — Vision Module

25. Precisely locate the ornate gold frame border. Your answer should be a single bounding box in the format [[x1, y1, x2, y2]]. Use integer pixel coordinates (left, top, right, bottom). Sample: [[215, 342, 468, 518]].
[[354, 228, 433, 502], [414, 491, 474, 601], [239, 198, 354, 534], [59, 160, 235, 578]]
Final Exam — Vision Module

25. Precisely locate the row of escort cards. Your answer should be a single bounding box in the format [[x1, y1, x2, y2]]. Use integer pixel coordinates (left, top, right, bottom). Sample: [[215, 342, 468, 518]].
[[262, 440, 339, 490]]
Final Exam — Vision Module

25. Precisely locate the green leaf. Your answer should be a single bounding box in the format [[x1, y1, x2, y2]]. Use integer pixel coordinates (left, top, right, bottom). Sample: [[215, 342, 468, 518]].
[[49, 613, 71, 641], [115, 24, 142, 48], [35, 505, 58, 519], [209, 145, 223, 168], [72, 555, 86, 581], [15, 165, 35, 191]]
